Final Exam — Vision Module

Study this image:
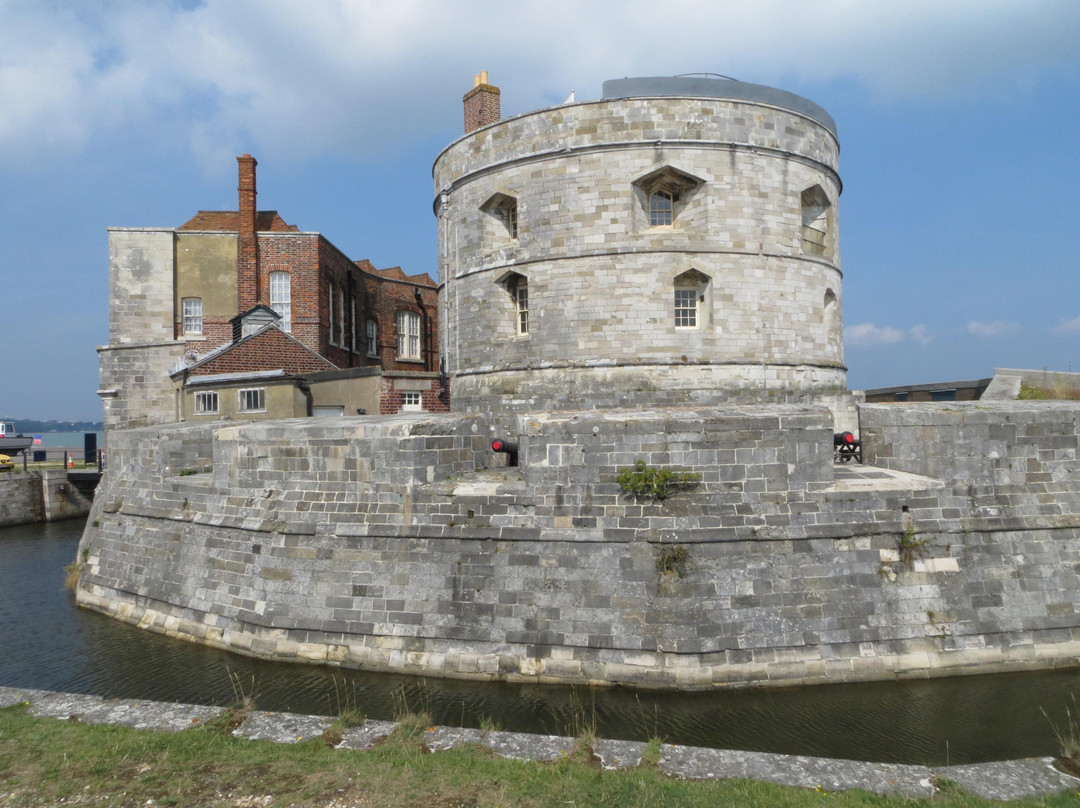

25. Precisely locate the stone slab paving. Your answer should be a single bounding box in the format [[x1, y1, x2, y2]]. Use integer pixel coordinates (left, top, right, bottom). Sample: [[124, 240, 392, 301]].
[[595, 738, 647, 769], [937, 758, 1080, 801], [3, 686, 1079, 800], [0, 685, 221, 732], [660, 745, 936, 798], [476, 729, 575, 762], [232, 710, 336, 744], [335, 718, 398, 749]]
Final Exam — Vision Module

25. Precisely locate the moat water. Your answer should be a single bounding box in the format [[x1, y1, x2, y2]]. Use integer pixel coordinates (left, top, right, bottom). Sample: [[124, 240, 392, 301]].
[[3, 518, 1079, 765]]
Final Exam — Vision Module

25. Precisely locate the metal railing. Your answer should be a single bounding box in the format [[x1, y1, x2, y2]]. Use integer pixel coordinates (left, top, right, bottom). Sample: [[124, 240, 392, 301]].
[[18, 448, 106, 473]]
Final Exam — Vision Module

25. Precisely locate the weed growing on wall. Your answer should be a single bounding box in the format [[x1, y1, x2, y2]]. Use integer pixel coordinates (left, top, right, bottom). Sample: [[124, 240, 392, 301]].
[[63, 561, 83, 591], [897, 525, 927, 567], [617, 460, 700, 501], [656, 544, 691, 579]]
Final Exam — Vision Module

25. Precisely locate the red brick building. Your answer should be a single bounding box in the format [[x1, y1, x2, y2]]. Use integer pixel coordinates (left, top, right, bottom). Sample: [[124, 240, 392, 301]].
[[158, 155, 446, 422]]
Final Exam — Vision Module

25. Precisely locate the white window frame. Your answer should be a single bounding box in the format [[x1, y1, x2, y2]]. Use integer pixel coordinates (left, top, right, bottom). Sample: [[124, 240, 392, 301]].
[[396, 311, 421, 360], [269, 272, 291, 332], [237, 388, 266, 413], [193, 391, 218, 415], [182, 297, 203, 336], [674, 287, 698, 328], [401, 391, 422, 411], [328, 284, 336, 346], [505, 202, 518, 239], [351, 300, 358, 354], [650, 190, 674, 227], [337, 287, 345, 347], [515, 281, 529, 335], [366, 319, 378, 357]]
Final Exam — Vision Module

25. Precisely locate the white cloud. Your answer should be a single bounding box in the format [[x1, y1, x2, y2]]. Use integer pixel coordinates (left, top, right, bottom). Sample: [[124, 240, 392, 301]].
[[967, 320, 1018, 338], [845, 322, 934, 348], [844, 322, 905, 347], [2, 0, 1079, 168], [1054, 315, 1080, 335], [909, 324, 934, 346]]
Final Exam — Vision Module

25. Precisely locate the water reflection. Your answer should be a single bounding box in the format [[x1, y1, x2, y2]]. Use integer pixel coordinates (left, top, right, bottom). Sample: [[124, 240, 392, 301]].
[[2, 519, 1078, 765]]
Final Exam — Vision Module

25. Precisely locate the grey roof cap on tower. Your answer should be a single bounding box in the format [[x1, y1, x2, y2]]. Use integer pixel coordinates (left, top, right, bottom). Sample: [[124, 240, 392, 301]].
[[602, 76, 837, 138]]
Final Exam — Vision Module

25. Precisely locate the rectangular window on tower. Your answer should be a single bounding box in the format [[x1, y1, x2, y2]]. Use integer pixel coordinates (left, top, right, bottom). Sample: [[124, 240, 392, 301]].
[[650, 190, 674, 227], [674, 287, 697, 328], [515, 281, 529, 335]]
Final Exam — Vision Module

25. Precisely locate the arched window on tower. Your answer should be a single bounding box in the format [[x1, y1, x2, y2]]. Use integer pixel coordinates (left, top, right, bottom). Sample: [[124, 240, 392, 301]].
[[801, 185, 831, 257], [632, 165, 704, 230], [823, 288, 840, 344], [481, 192, 519, 244], [496, 270, 529, 337]]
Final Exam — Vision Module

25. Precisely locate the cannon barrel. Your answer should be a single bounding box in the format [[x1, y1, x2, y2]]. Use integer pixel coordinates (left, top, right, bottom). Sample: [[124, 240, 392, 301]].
[[833, 431, 862, 463], [491, 438, 519, 466]]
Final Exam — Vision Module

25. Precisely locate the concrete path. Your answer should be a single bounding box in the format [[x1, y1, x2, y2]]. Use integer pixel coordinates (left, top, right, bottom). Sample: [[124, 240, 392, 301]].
[[832, 461, 944, 492], [2, 685, 1077, 801]]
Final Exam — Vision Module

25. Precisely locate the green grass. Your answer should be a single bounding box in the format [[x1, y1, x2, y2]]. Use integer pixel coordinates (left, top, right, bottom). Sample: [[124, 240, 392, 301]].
[[2, 703, 1079, 807], [1018, 383, 1080, 401]]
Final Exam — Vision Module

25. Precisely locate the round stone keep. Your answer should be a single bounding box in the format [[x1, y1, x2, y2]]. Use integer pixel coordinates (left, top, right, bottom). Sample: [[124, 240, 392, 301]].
[[434, 75, 845, 412]]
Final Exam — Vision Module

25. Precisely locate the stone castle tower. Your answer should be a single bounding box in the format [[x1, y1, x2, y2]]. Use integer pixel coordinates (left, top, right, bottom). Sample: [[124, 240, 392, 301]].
[[435, 75, 845, 413]]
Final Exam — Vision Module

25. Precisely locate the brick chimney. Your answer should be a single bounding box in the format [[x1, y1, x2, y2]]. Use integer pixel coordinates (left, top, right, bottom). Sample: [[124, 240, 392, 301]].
[[463, 71, 500, 134], [237, 154, 259, 311]]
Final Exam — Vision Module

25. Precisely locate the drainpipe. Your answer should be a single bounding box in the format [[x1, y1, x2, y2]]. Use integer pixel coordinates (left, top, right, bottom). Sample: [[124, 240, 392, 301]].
[[346, 272, 357, 368], [297, 379, 313, 416]]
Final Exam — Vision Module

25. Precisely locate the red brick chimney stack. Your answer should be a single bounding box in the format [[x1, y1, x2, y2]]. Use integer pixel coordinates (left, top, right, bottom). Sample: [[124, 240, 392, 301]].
[[463, 71, 500, 134], [237, 153, 259, 310]]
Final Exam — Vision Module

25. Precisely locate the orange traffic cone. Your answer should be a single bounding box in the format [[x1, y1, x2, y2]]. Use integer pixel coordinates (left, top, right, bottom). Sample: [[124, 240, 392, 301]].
[[67, 456, 74, 468]]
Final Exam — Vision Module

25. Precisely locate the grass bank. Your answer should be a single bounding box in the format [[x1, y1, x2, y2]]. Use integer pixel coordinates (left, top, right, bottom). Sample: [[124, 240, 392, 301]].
[[1, 704, 1077, 807]]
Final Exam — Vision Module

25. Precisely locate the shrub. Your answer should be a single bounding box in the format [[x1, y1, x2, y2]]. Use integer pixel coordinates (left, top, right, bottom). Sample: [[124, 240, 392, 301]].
[[616, 460, 700, 501]]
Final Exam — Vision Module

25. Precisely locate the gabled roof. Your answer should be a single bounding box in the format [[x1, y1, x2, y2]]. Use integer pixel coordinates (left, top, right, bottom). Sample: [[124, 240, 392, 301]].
[[354, 258, 436, 287], [175, 324, 337, 379], [177, 211, 299, 232]]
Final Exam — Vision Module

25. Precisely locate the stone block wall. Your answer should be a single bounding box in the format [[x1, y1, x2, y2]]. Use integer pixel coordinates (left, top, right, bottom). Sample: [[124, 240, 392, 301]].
[[77, 403, 1080, 689], [98, 342, 185, 432], [860, 402, 1080, 514], [0, 470, 92, 527], [0, 472, 42, 527], [108, 228, 176, 346]]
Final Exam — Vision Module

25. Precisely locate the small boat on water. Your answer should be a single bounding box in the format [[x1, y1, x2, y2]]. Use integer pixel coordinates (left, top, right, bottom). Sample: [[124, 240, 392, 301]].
[[0, 422, 32, 456]]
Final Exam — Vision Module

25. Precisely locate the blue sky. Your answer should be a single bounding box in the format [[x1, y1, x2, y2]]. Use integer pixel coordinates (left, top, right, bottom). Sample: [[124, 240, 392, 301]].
[[2, 0, 1079, 420]]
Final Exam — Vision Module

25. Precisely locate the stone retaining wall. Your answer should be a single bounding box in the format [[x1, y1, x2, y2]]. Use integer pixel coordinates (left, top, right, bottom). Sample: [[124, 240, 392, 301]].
[[0, 469, 92, 527], [77, 402, 1080, 689]]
